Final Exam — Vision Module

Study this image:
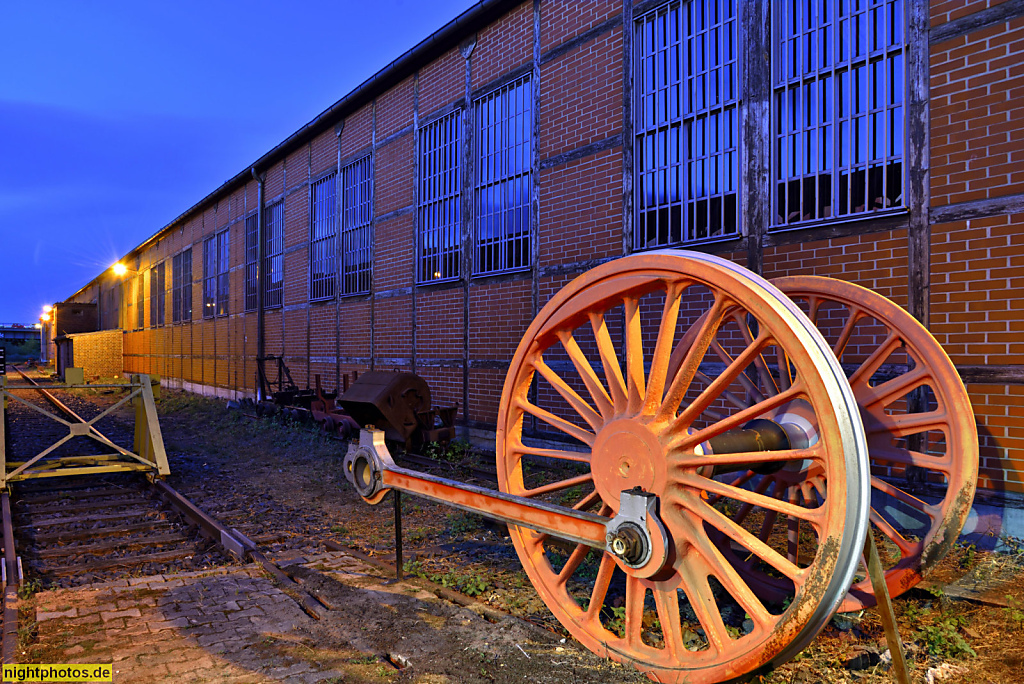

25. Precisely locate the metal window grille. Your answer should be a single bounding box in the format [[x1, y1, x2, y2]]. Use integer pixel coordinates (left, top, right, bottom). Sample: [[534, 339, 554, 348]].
[[203, 237, 216, 318], [150, 261, 165, 326], [264, 200, 284, 309], [772, 0, 905, 226], [136, 272, 145, 330], [172, 252, 183, 323], [180, 247, 192, 321], [634, 0, 739, 249], [244, 212, 258, 311], [475, 76, 532, 275], [310, 173, 337, 301], [418, 110, 462, 283], [216, 230, 229, 316], [341, 156, 373, 294]]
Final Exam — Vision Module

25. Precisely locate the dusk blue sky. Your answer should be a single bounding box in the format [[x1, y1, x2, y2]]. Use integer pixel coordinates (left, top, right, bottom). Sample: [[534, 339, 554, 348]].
[[0, 0, 475, 324]]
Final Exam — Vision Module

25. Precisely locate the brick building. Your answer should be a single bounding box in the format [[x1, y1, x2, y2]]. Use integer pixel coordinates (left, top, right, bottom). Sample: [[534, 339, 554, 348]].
[[62, 0, 1024, 499]]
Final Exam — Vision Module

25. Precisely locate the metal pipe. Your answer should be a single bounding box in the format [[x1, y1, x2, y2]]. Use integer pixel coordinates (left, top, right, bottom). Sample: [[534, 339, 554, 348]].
[[251, 167, 266, 401]]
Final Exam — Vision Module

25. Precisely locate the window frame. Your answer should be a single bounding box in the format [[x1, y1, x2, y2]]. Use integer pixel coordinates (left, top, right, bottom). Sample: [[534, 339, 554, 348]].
[[339, 155, 373, 296], [244, 211, 259, 312], [264, 200, 284, 309], [310, 172, 338, 302], [136, 271, 145, 330], [418, 109, 463, 284], [473, 75, 533, 276], [631, 0, 910, 249], [770, 0, 908, 231], [150, 261, 165, 327], [203, 229, 229, 319], [171, 247, 192, 324]]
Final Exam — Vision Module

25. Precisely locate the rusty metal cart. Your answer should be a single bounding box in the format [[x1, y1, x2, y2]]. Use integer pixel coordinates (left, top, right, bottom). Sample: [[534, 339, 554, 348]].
[[345, 251, 977, 683]]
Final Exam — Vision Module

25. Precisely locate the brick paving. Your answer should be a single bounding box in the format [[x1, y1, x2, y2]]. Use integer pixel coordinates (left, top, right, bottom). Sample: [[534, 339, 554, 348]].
[[20, 550, 645, 684], [26, 554, 360, 683]]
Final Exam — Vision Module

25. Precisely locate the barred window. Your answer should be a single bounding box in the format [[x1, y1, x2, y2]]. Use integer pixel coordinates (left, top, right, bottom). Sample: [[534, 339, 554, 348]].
[[136, 271, 145, 330], [475, 76, 532, 275], [310, 173, 337, 301], [150, 261, 165, 327], [418, 110, 462, 283], [217, 230, 229, 316], [203, 237, 216, 318], [773, 0, 905, 226], [634, 0, 739, 249], [203, 231, 229, 318], [264, 200, 284, 309], [340, 156, 373, 295], [172, 247, 192, 323], [244, 212, 258, 311]]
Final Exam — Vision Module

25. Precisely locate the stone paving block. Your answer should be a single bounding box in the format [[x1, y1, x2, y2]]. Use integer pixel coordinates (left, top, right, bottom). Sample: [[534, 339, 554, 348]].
[[36, 607, 77, 621], [101, 607, 142, 621]]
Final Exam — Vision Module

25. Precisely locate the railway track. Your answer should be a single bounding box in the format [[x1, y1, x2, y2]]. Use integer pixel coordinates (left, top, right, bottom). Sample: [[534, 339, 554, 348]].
[[0, 366, 334, 664]]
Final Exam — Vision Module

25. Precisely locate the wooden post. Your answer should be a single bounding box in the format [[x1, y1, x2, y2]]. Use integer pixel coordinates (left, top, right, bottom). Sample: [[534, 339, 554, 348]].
[[864, 529, 912, 684]]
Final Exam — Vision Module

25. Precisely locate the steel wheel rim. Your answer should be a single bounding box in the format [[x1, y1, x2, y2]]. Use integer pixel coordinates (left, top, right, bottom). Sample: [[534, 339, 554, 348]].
[[772, 276, 978, 612], [496, 251, 869, 683]]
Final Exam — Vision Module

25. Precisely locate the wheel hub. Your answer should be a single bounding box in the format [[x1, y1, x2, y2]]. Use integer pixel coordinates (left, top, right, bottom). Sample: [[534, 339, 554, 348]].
[[591, 419, 666, 511]]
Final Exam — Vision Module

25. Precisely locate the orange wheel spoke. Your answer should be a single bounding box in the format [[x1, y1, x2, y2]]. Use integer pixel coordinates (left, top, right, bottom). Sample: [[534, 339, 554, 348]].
[[559, 332, 615, 419], [831, 306, 864, 359], [787, 488, 801, 563], [870, 446, 951, 473], [856, 365, 929, 409], [758, 507, 780, 542], [668, 334, 773, 432], [624, 296, 646, 415], [590, 312, 628, 414], [532, 358, 604, 432], [674, 446, 822, 471], [669, 385, 803, 451], [511, 443, 592, 465], [660, 295, 728, 422], [869, 507, 918, 556], [586, 554, 616, 621], [730, 311, 780, 397], [678, 567, 729, 656], [870, 477, 936, 518], [572, 489, 603, 512], [652, 586, 684, 659], [642, 282, 684, 415], [867, 410, 949, 439], [696, 369, 751, 410], [683, 496, 805, 583], [522, 473, 593, 498], [774, 344, 792, 391], [557, 543, 592, 584], [709, 340, 764, 405], [516, 399, 596, 446], [732, 476, 775, 525], [624, 576, 646, 647], [679, 473, 824, 526], [848, 332, 900, 388], [692, 533, 773, 630]]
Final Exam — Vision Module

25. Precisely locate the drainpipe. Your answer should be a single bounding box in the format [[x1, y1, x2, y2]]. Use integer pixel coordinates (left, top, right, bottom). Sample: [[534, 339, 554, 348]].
[[251, 167, 266, 400]]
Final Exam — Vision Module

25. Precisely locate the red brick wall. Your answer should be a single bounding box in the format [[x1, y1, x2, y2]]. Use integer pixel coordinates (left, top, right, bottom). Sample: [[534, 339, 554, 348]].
[[472, 2, 533, 90], [931, 0, 1012, 26], [68, 1, 1024, 498], [930, 16, 1024, 207]]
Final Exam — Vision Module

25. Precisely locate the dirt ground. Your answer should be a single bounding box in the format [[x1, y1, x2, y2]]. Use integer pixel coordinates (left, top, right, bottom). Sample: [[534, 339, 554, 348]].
[[64, 390, 1023, 683]]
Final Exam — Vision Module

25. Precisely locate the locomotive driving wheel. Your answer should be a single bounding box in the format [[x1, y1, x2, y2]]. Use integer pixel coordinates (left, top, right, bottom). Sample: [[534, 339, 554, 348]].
[[772, 277, 978, 612], [496, 251, 870, 683]]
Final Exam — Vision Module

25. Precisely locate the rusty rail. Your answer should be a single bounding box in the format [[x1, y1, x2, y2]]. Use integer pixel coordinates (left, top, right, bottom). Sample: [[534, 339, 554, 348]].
[[2, 492, 18, 664]]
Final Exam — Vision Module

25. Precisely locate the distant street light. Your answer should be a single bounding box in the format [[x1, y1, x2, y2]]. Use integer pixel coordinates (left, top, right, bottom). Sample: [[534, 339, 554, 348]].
[[112, 263, 128, 276]]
